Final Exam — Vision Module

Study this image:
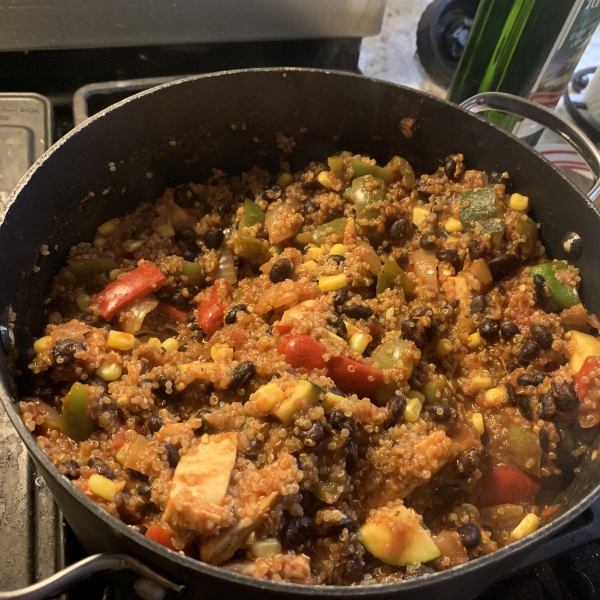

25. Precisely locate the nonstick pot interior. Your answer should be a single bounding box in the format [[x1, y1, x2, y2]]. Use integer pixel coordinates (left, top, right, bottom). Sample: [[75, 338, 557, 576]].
[[2, 68, 600, 600]]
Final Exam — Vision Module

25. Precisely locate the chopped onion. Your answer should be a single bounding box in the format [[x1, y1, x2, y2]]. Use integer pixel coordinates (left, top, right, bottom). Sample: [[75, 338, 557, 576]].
[[255, 282, 299, 315], [265, 200, 303, 244], [411, 249, 438, 292], [471, 258, 493, 286], [360, 243, 382, 275], [117, 296, 159, 335], [216, 249, 237, 285]]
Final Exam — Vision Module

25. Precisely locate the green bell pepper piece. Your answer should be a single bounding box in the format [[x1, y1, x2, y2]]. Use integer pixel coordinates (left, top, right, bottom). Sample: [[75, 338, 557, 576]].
[[68, 255, 117, 277], [351, 175, 385, 224], [531, 262, 580, 309], [376, 259, 403, 296], [422, 378, 446, 404], [234, 235, 268, 261], [328, 156, 344, 174], [350, 160, 395, 185], [295, 218, 347, 246], [386, 156, 415, 189], [372, 383, 398, 405], [507, 424, 541, 476], [62, 382, 94, 441], [371, 339, 413, 370], [459, 186, 504, 246], [239, 199, 265, 232], [313, 480, 345, 504], [515, 216, 539, 258], [181, 261, 204, 287]]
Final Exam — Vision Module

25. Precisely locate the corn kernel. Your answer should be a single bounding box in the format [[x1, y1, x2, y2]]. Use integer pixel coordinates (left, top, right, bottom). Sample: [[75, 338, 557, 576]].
[[412, 207, 430, 228], [319, 274, 347, 292], [510, 513, 540, 541], [472, 412, 485, 435], [471, 375, 493, 391], [211, 345, 234, 361], [444, 218, 463, 233], [97, 220, 117, 236], [76, 293, 92, 312], [327, 156, 344, 174], [349, 332, 372, 353], [276, 172, 294, 187], [408, 390, 425, 403], [303, 260, 318, 271], [250, 538, 282, 558], [317, 171, 334, 189], [93, 236, 107, 249], [404, 398, 423, 423], [253, 382, 286, 412], [323, 392, 346, 408], [176, 362, 217, 381], [48, 312, 63, 325], [107, 330, 135, 351], [484, 386, 507, 407], [122, 239, 143, 253], [88, 473, 125, 502], [467, 331, 482, 349], [509, 193, 529, 211], [96, 360, 122, 381], [147, 337, 162, 351], [109, 268, 122, 281], [327, 331, 346, 344], [436, 338, 453, 357], [151, 216, 175, 238], [306, 247, 323, 260], [161, 338, 179, 353], [329, 244, 349, 256], [33, 336, 53, 354]]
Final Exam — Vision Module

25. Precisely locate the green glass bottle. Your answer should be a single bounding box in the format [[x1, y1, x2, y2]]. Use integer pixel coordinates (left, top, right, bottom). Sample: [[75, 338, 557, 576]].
[[447, 0, 600, 134]]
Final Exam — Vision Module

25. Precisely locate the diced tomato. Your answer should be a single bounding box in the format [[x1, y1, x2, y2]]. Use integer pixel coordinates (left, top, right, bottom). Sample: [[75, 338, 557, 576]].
[[575, 356, 600, 400], [275, 323, 293, 335], [158, 302, 188, 324], [476, 466, 541, 508], [92, 262, 166, 321], [277, 335, 328, 370], [327, 355, 385, 398], [230, 327, 249, 347], [109, 431, 127, 449], [197, 285, 225, 339], [107, 243, 129, 260], [145, 524, 176, 551]]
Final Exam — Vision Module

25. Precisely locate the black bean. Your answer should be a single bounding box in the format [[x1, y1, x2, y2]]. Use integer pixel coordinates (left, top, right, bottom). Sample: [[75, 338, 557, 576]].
[[145, 415, 163, 435], [456, 448, 480, 476], [282, 517, 317, 549], [233, 255, 244, 271], [562, 232, 583, 261], [182, 249, 197, 262], [333, 287, 349, 309], [170, 292, 187, 309], [162, 443, 180, 469], [551, 380, 579, 412], [488, 171, 513, 194], [487, 253, 519, 280], [501, 322, 520, 341], [328, 386, 347, 398], [468, 237, 489, 260], [411, 566, 437, 577], [506, 383, 517, 406], [424, 403, 453, 422], [520, 340, 541, 362], [530, 324, 553, 350], [244, 438, 263, 459], [204, 228, 224, 250], [87, 457, 115, 480], [479, 318, 500, 339], [270, 258, 293, 283], [136, 482, 153, 500], [386, 395, 407, 425], [329, 255, 346, 265], [229, 361, 256, 389], [328, 314, 347, 338], [300, 172, 321, 191], [457, 523, 481, 549], [174, 186, 196, 208], [444, 156, 457, 179], [419, 233, 436, 251], [532, 274, 556, 312], [52, 338, 87, 363], [437, 248, 463, 272], [180, 229, 197, 242], [401, 318, 427, 349], [266, 184, 282, 200], [300, 422, 325, 447], [62, 460, 80, 479], [327, 409, 354, 433], [389, 217, 412, 240], [341, 556, 364, 584], [537, 393, 556, 419], [346, 441, 359, 473], [317, 517, 359, 538], [506, 361, 521, 373], [30, 386, 56, 402], [433, 484, 464, 511], [517, 394, 533, 420], [340, 303, 373, 320], [539, 427, 551, 452], [225, 304, 248, 324], [517, 371, 546, 387], [470, 295, 486, 314]]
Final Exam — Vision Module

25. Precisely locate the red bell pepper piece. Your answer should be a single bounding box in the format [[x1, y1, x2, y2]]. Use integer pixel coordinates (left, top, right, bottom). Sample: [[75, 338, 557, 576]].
[[145, 524, 176, 551], [327, 355, 385, 398], [106, 243, 129, 260], [277, 335, 328, 370], [92, 262, 166, 321], [575, 356, 600, 400], [275, 323, 293, 335], [476, 466, 541, 508], [197, 285, 225, 339], [158, 302, 188, 324]]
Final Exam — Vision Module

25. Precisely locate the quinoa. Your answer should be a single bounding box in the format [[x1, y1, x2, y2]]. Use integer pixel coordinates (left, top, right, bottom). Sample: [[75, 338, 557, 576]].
[[19, 151, 600, 585]]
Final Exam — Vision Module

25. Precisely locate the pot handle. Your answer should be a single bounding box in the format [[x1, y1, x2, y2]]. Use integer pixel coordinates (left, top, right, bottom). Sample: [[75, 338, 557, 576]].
[[460, 92, 600, 204], [0, 553, 186, 600]]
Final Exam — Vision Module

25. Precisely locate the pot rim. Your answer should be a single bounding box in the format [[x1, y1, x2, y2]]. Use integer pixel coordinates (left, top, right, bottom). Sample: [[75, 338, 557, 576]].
[[1, 66, 599, 595]]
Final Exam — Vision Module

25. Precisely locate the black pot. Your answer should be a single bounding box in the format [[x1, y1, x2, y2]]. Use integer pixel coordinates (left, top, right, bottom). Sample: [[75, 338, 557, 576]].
[[1, 68, 600, 600]]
